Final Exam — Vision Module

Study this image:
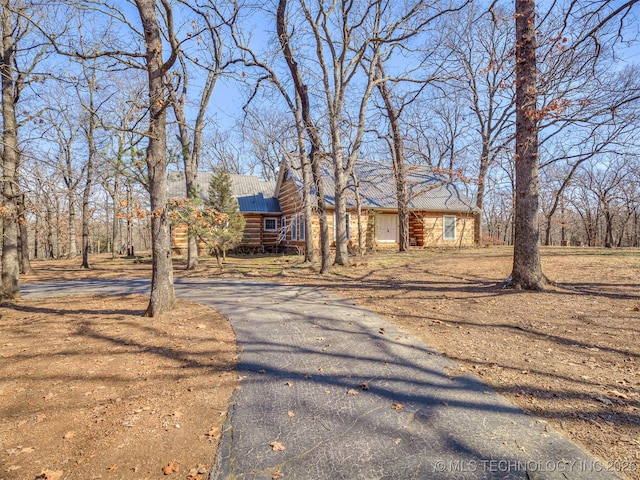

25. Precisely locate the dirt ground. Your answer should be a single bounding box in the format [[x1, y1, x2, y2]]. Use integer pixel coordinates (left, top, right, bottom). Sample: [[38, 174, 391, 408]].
[[277, 247, 640, 479], [3, 247, 640, 479], [0, 293, 237, 480]]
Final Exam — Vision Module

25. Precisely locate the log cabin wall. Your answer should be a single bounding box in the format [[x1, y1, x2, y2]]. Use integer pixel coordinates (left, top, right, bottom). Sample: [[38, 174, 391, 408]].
[[171, 213, 283, 254], [170, 224, 209, 255], [278, 176, 306, 247], [242, 214, 264, 248], [415, 212, 475, 247], [171, 224, 189, 254]]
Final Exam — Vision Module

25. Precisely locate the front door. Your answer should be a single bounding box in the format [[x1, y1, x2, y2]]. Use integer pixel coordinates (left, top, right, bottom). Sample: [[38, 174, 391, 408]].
[[376, 214, 398, 243]]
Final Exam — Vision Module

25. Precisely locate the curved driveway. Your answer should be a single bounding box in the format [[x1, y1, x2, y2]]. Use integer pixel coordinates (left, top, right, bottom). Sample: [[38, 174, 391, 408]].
[[22, 278, 621, 480]]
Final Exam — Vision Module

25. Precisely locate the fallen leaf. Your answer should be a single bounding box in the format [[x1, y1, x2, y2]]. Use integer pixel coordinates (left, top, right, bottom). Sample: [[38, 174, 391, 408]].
[[287, 411, 295, 417], [347, 389, 359, 395], [359, 383, 369, 391], [269, 441, 286, 452], [187, 464, 209, 480], [633, 305, 639, 312], [392, 403, 404, 410], [6, 446, 35, 456], [197, 324, 207, 329], [608, 389, 629, 400], [162, 461, 180, 475], [63, 431, 75, 439], [39, 470, 63, 480], [272, 469, 285, 479], [285, 381, 293, 387]]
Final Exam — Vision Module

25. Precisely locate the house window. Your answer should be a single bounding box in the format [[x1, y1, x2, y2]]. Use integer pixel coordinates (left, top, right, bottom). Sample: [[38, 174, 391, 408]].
[[291, 214, 297, 241], [443, 215, 456, 240], [264, 217, 278, 232], [298, 214, 306, 241], [334, 213, 351, 240]]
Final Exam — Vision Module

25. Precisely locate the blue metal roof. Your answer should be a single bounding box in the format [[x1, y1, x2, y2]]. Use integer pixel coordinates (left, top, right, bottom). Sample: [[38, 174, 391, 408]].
[[167, 171, 281, 214], [286, 159, 478, 213]]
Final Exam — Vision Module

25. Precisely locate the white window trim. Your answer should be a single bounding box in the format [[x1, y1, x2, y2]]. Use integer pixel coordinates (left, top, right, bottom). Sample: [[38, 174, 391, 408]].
[[264, 217, 279, 232], [280, 217, 287, 241], [443, 215, 456, 240]]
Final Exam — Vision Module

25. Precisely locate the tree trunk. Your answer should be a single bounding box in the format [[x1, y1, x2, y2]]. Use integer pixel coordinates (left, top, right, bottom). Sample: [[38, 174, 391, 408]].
[[81, 72, 96, 269], [81, 180, 92, 267], [136, 0, 176, 317], [475, 142, 490, 246], [544, 212, 552, 246], [604, 208, 613, 247], [560, 198, 567, 245], [33, 215, 40, 260], [68, 190, 77, 258], [277, 0, 330, 273], [509, 0, 545, 290], [184, 146, 199, 269], [1, 0, 20, 299], [111, 189, 119, 258], [333, 159, 350, 266], [17, 193, 32, 274], [46, 201, 57, 259], [311, 153, 331, 273], [172, 81, 199, 270], [297, 119, 315, 263], [353, 174, 364, 256], [376, 68, 409, 252], [55, 204, 62, 257]]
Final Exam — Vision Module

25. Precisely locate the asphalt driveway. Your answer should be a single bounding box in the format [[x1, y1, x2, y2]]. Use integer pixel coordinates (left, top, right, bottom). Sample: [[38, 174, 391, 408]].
[[22, 278, 622, 480]]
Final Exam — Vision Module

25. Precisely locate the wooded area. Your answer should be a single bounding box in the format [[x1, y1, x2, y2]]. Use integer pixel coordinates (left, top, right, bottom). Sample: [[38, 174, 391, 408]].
[[1, 0, 639, 309]]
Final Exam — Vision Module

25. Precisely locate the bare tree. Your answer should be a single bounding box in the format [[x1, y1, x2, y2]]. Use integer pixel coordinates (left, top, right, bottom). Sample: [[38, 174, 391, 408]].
[[278, 0, 454, 266], [243, 109, 297, 181], [1, 0, 21, 298], [134, 0, 177, 316], [228, 4, 319, 264], [40, 89, 83, 259], [32, 0, 179, 314], [77, 59, 102, 268], [300, 0, 381, 266], [1, 0, 50, 298], [276, 0, 331, 271], [374, 64, 411, 251], [508, 0, 545, 290], [442, 4, 515, 244], [169, 1, 241, 270]]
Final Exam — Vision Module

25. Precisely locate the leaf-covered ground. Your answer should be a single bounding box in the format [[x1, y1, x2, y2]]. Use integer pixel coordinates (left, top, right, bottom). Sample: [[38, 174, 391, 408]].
[[276, 247, 640, 479], [6, 247, 640, 479], [0, 294, 237, 480]]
